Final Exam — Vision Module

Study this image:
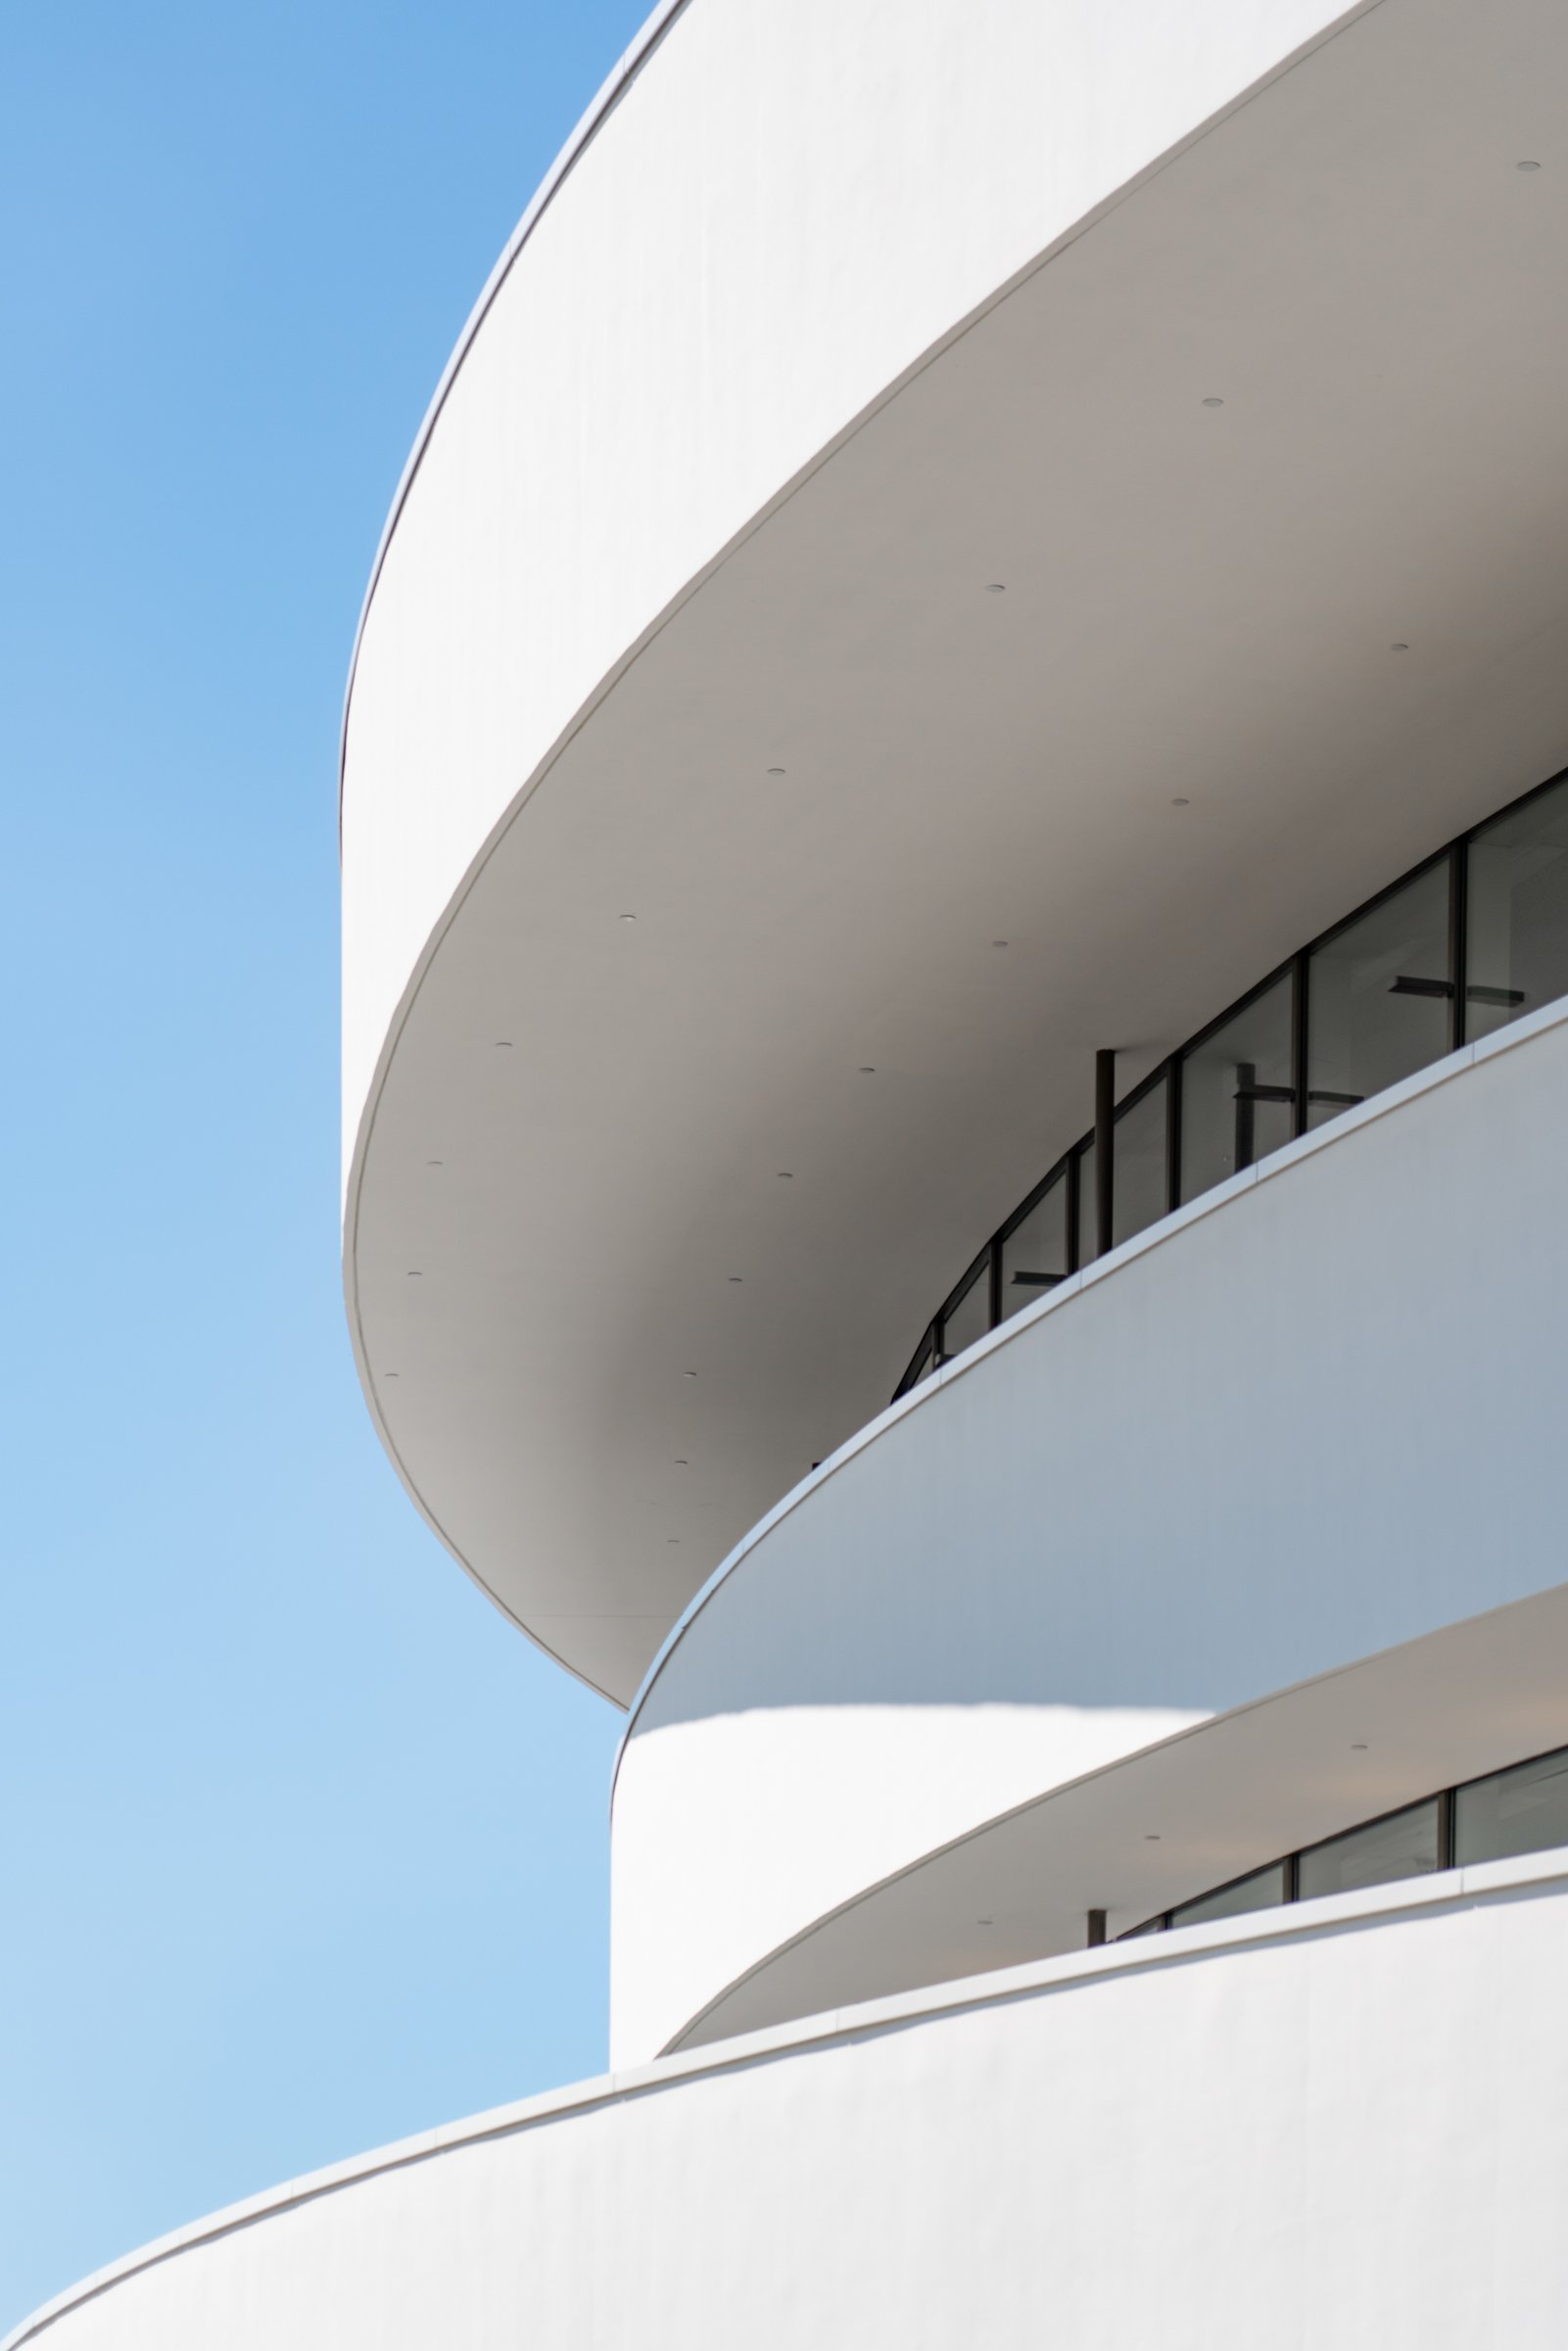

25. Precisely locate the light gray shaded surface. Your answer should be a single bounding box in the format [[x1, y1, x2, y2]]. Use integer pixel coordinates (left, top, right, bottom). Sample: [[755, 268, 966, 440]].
[[344, 0, 1568, 1701], [615, 1008, 1568, 2056]]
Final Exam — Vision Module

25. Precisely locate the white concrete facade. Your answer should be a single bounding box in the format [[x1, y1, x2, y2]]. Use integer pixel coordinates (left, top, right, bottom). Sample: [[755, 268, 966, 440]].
[[611, 1002, 1568, 2060], [13, 1857, 1568, 2351], [340, 0, 1568, 1703], [21, 0, 1568, 2339]]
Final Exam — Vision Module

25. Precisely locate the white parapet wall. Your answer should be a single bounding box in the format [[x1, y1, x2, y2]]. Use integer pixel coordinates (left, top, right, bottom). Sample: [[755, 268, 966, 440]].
[[12, 1856, 1568, 2351], [611, 1002, 1568, 2062]]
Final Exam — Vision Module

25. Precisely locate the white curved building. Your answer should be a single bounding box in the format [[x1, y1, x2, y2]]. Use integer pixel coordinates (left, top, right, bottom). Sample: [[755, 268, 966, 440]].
[[18, 0, 1568, 2341]]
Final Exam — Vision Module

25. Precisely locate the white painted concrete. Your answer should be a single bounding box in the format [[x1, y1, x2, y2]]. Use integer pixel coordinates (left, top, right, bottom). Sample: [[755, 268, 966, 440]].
[[612, 1003, 1568, 2060], [344, 0, 1363, 1165], [15, 1855, 1568, 2351], [673, 1582, 1568, 2050], [341, 0, 1568, 1702]]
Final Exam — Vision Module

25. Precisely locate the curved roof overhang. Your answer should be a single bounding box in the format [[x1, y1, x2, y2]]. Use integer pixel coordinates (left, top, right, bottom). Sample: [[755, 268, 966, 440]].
[[662, 1582, 1568, 2051], [343, 0, 1568, 1703]]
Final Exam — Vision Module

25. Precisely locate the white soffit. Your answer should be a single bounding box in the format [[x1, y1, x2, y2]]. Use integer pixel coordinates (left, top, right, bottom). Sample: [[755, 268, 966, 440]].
[[668, 1585, 1568, 2052], [345, 0, 1568, 1701]]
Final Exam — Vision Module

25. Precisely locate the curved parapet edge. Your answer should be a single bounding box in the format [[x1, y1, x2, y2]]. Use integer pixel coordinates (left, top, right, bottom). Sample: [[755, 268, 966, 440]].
[[611, 998, 1568, 2059], [619, 991, 1568, 1759], [11, 1850, 1568, 2349]]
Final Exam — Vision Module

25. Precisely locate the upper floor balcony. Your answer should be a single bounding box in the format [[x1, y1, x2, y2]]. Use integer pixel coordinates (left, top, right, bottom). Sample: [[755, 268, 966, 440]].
[[341, 0, 1568, 1703]]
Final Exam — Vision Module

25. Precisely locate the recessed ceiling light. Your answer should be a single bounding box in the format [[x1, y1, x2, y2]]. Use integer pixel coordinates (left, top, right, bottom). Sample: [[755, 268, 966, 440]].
[[675, 1458, 689, 1466], [620, 913, 637, 923], [859, 1066, 876, 1075], [777, 1170, 793, 1179], [1391, 642, 1409, 652], [992, 938, 1008, 948], [767, 766, 786, 777], [1144, 1833, 1161, 1842], [426, 1159, 444, 1167], [1171, 796, 1191, 807], [406, 1271, 423, 1278], [1517, 159, 1542, 171], [384, 1371, 400, 1379], [683, 1370, 697, 1381], [728, 1275, 743, 1284], [1202, 396, 1224, 408], [667, 1537, 680, 1546], [495, 1040, 512, 1049], [984, 582, 1006, 594], [977, 1917, 994, 1926], [1352, 1742, 1369, 1751]]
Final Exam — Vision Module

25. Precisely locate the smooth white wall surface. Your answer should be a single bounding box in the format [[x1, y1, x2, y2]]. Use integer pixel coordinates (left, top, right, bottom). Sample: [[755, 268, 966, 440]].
[[342, 0, 1362, 1174], [342, 0, 1568, 1701], [16, 1861, 1568, 2351], [612, 1004, 1568, 2061]]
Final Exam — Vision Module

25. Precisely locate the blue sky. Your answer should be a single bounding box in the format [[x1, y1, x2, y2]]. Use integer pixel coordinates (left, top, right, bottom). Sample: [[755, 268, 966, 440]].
[[0, 1, 651, 2327]]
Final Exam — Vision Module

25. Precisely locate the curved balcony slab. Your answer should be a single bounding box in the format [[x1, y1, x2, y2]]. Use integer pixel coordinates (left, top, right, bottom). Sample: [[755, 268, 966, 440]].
[[612, 1003, 1568, 2061], [13, 1861, 1568, 2350], [665, 1582, 1568, 2052], [343, 0, 1568, 1701]]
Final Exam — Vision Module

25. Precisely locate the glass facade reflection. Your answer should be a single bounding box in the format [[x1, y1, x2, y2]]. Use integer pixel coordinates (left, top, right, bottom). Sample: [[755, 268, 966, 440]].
[[1307, 863, 1451, 1131], [1123, 1742, 1568, 1941], [998, 1171, 1069, 1323], [1112, 1073, 1167, 1249], [1465, 783, 1568, 1041], [1169, 1861, 1288, 1928], [1297, 1799, 1441, 1900], [1454, 1747, 1568, 1866], [897, 765, 1568, 1400], [1180, 972, 1294, 1202]]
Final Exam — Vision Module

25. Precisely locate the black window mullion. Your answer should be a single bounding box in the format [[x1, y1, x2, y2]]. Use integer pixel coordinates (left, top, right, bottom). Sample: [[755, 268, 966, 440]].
[[1066, 1147, 1080, 1275], [1450, 841, 1469, 1053], [1292, 951, 1308, 1139], [1165, 1053, 1181, 1214]]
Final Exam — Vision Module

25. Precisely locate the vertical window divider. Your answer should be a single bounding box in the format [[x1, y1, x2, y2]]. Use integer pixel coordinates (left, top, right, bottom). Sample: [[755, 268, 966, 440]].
[[1094, 1050, 1116, 1258], [891, 760, 1568, 1405], [1066, 1148, 1080, 1275], [1450, 841, 1469, 1053], [1438, 1787, 1455, 1871], [1291, 951, 1308, 1139]]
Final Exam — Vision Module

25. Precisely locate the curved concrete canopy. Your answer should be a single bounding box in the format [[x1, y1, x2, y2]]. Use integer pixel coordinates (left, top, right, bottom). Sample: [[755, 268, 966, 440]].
[[344, 0, 1568, 1700], [664, 1584, 1568, 2051]]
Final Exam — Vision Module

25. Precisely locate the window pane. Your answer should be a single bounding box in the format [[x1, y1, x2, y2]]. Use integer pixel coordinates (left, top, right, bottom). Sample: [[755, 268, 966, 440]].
[[1454, 1746, 1568, 1866], [999, 1175, 1069, 1321], [904, 1330, 935, 1391], [1180, 973, 1294, 1201], [1307, 862, 1451, 1130], [1170, 1861, 1288, 1927], [940, 1257, 990, 1359], [1298, 1798, 1441, 1899], [1465, 776, 1568, 1040], [1113, 1075, 1168, 1247]]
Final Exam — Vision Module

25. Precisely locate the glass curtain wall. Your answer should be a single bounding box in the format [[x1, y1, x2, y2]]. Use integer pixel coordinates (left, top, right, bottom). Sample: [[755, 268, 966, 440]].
[[896, 766, 1568, 1401], [1122, 1740, 1568, 1940]]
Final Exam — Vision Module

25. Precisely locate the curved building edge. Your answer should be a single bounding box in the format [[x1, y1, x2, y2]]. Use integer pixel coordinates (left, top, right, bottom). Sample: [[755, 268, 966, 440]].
[[610, 999, 1568, 2057], [334, 0, 693, 840], [12, 1848, 1568, 2349], [339, 0, 1407, 1699], [616, 987, 1568, 1765]]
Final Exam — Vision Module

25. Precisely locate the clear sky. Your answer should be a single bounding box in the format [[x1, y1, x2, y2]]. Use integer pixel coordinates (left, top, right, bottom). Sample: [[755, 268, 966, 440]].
[[0, 1, 652, 2327]]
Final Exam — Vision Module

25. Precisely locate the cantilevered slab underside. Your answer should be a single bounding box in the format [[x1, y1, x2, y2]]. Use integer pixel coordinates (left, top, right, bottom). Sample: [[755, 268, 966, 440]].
[[344, 0, 1568, 1701]]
